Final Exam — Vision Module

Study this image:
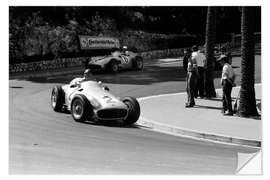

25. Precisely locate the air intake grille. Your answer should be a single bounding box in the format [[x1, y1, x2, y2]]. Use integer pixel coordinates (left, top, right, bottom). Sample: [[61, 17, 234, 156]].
[[97, 109, 127, 119]]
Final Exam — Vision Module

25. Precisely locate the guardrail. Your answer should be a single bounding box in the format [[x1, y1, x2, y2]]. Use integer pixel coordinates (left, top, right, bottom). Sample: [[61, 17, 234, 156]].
[[9, 42, 261, 73], [9, 48, 186, 73]]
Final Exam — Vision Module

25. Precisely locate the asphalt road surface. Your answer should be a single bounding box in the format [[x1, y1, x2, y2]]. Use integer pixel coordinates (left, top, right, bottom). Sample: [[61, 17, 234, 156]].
[[9, 56, 261, 174]]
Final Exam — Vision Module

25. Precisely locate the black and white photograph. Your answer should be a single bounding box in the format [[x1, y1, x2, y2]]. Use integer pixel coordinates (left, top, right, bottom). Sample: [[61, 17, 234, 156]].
[[7, 1, 264, 176]]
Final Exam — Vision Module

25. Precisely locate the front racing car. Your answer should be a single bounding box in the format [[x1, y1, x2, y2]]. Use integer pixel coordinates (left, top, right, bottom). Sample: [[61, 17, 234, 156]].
[[51, 80, 140, 125]]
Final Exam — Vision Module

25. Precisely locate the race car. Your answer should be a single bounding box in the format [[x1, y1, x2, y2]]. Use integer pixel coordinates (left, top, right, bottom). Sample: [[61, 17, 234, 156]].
[[50, 70, 140, 125], [87, 46, 144, 73]]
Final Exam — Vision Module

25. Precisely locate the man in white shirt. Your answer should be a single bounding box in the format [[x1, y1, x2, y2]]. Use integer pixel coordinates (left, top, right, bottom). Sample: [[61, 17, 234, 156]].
[[185, 53, 199, 107], [191, 45, 206, 98], [218, 55, 235, 115]]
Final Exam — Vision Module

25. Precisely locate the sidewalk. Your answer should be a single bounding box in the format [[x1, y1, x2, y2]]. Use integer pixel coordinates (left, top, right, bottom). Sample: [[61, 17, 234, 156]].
[[137, 84, 262, 147]]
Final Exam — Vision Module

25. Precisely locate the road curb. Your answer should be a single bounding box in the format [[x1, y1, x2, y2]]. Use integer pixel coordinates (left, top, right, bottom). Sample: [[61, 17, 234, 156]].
[[137, 118, 261, 147]]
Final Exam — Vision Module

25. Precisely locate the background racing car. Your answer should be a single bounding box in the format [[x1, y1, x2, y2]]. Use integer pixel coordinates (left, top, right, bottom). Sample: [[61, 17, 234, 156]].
[[51, 70, 141, 125], [87, 46, 143, 73]]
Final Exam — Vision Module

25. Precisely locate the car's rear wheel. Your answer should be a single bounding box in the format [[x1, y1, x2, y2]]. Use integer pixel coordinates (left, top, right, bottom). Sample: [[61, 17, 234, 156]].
[[71, 95, 93, 122], [108, 60, 119, 73], [122, 97, 140, 125], [51, 86, 64, 112], [133, 57, 143, 70]]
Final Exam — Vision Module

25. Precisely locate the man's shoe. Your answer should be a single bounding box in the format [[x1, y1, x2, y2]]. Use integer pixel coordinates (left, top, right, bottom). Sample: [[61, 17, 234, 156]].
[[185, 104, 194, 108], [224, 111, 233, 116]]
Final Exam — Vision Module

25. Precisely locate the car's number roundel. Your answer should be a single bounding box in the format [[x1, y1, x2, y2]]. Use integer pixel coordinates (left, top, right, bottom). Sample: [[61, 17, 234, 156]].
[[120, 55, 129, 64]]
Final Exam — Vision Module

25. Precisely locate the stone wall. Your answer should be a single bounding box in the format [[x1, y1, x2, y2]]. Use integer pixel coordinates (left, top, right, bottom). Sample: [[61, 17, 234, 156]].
[[9, 48, 185, 73]]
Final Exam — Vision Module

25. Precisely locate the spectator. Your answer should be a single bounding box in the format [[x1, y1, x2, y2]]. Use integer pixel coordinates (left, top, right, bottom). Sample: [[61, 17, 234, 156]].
[[191, 45, 206, 98], [185, 51, 199, 108], [220, 46, 232, 64], [183, 48, 192, 72], [218, 56, 236, 115]]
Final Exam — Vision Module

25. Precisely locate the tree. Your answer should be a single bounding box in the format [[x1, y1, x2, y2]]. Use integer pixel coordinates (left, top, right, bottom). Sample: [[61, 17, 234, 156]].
[[238, 7, 259, 117], [204, 7, 217, 98]]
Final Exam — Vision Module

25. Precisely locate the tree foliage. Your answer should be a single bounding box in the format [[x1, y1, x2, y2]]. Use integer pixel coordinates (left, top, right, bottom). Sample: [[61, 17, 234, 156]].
[[9, 6, 261, 63]]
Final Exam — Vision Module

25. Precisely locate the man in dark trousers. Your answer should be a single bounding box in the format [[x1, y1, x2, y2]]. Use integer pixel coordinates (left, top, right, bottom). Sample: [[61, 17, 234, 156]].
[[218, 55, 235, 115], [185, 51, 199, 108], [191, 45, 206, 98]]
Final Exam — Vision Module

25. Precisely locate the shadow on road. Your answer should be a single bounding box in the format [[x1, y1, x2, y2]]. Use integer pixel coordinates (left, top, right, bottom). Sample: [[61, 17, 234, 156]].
[[194, 105, 223, 111], [9, 86, 24, 89], [82, 120, 139, 128]]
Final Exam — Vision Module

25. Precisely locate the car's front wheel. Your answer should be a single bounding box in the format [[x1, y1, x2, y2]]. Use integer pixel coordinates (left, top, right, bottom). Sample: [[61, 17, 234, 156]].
[[108, 60, 119, 73], [51, 86, 64, 112], [133, 57, 143, 70], [122, 96, 140, 125], [71, 95, 93, 122]]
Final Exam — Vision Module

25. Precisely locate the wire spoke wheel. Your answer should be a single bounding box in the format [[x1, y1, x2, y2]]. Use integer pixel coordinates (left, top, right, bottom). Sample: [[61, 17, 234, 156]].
[[51, 89, 57, 108], [112, 63, 118, 72], [72, 99, 84, 119], [136, 60, 143, 69], [71, 95, 92, 122]]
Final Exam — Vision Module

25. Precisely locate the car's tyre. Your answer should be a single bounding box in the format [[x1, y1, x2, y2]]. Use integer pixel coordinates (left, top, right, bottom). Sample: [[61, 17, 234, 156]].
[[108, 60, 119, 73], [122, 96, 140, 125], [51, 86, 64, 112], [71, 95, 93, 122], [133, 56, 143, 70]]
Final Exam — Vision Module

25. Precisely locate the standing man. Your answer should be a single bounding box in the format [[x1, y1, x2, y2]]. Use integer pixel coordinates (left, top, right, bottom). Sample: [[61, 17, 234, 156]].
[[218, 56, 235, 115], [183, 48, 192, 72], [185, 51, 199, 108], [191, 45, 206, 98]]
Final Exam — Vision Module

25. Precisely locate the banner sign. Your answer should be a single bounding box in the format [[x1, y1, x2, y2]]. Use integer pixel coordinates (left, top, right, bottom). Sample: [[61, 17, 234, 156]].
[[79, 36, 120, 50]]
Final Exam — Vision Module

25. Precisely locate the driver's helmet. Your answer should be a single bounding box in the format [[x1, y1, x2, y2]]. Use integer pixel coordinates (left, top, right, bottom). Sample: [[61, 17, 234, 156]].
[[83, 69, 93, 80], [123, 46, 127, 50]]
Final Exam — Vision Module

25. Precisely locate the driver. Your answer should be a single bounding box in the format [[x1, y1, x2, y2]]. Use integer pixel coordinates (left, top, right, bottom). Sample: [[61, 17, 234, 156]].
[[122, 46, 128, 55], [82, 69, 95, 81], [70, 69, 95, 86]]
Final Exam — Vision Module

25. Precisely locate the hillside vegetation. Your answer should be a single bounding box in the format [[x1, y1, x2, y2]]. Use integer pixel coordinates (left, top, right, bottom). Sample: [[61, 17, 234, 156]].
[[9, 7, 261, 63]]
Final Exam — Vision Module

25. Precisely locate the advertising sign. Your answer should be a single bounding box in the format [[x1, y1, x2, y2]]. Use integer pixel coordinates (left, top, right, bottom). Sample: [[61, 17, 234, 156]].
[[79, 36, 120, 50]]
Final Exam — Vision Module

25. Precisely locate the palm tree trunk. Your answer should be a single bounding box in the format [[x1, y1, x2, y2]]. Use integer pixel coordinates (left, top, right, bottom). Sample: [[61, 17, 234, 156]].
[[238, 7, 259, 117], [204, 6, 216, 98]]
